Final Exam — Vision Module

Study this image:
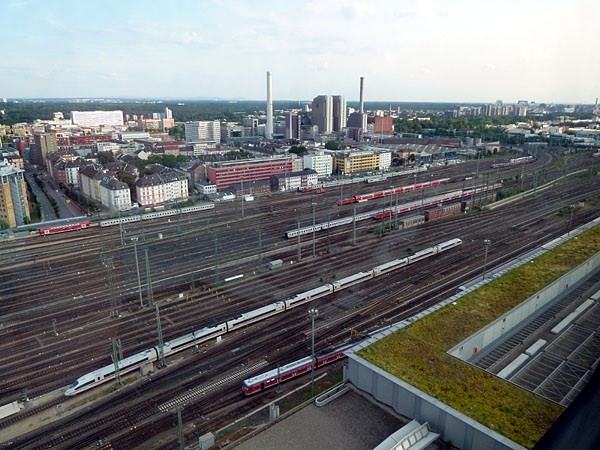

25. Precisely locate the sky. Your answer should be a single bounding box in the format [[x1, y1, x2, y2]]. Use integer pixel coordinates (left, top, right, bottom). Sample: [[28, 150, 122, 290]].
[[1, 0, 598, 103]]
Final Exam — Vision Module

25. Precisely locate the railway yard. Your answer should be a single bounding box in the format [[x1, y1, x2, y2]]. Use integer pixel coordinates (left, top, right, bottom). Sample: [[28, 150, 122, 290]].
[[1, 149, 600, 449]]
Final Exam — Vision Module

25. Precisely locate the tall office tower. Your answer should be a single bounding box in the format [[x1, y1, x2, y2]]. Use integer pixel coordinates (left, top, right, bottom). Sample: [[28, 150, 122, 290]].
[[266, 71, 273, 140], [359, 76, 365, 113], [164, 107, 173, 119], [71, 110, 124, 127], [311, 95, 333, 134], [332, 95, 347, 132], [0, 161, 30, 227], [284, 111, 299, 139], [184, 121, 221, 144], [30, 133, 58, 166]]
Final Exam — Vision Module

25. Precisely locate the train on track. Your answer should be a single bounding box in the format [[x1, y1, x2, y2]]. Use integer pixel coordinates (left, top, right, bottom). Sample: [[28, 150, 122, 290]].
[[39, 221, 90, 236], [287, 184, 501, 238], [65, 238, 462, 396], [242, 340, 362, 395], [490, 156, 534, 169], [337, 177, 451, 206], [99, 203, 214, 227]]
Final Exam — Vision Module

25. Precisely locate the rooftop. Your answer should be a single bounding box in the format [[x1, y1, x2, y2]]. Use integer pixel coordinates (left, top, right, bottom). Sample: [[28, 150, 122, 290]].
[[357, 224, 600, 448]]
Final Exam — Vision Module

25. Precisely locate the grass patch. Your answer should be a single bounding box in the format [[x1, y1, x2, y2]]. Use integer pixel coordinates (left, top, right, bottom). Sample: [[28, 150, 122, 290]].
[[358, 223, 600, 448]]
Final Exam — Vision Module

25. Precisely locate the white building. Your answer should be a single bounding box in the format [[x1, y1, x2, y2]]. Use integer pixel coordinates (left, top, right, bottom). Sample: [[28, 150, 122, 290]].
[[135, 171, 188, 206], [96, 141, 121, 153], [196, 183, 217, 195], [303, 152, 333, 178], [378, 151, 392, 171], [71, 110, 124, 127], [100, 176, 132, 211], [184, 121, 221, 144], [271, 169, 318, 192], [65, 162, 81, 187]]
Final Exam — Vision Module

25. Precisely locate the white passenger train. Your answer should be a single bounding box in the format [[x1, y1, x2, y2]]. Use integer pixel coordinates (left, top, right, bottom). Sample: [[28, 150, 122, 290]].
[[65, 238, 462, 396], [99, 203, 214, 228]]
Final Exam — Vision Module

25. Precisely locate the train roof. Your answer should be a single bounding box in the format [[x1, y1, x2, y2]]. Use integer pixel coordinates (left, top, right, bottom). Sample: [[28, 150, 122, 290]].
[[243, 356, 314, 386]]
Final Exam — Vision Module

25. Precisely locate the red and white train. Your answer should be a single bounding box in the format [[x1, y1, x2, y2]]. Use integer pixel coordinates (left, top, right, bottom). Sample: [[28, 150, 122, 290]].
[[39, 221, 90, 236], [490, 156, 534, 169], [337, 178, 451, 206], [65, 238, 462, 396], [242, 341, 360, 395]]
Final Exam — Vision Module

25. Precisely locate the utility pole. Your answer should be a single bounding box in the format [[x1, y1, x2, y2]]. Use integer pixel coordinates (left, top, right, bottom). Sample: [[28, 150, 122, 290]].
[[214, 238, 219, 285], [389, 185, 394, 231], [352, 205, 356, 246], [308, 308, 319, 398], [241, 179, 245, 218], [51, 319, 58, 336], [257, 229, 262, 273], [312, 203, 317, 258], [297, 219, 301, 262], [132, 237, 144, 309], [533, 171, 538, 197], [177, 207, 181, 235], [112, 337, 121, 387], [483, 239, 491, 280], [117, 338, 123, 361], [394, 190, 399, 230], [144, 249, 154, 307], [177, 408, 185, 450], [476, 152, 480, 177], [327, 213, 331, 253], [102, 255, 118, 317], [155, 302, 166, 368]]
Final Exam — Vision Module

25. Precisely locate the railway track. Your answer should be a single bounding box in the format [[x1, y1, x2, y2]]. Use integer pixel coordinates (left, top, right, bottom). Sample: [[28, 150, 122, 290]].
[[1, 149, 598, 447]]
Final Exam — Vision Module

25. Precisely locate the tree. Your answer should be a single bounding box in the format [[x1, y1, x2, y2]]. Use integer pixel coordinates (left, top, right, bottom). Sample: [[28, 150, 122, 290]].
[[289, 145, 307, 155], [117, 171, 136, 190], [325, 140, 339, 150], [97, 152, 115, 165]]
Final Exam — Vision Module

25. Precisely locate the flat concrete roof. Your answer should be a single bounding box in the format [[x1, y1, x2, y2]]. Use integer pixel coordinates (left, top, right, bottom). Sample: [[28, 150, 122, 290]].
[[234, 389, 444, 450]]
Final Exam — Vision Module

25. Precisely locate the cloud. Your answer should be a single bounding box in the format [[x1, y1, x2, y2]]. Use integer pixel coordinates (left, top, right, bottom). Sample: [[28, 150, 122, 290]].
[[342, 1, 377, 19]]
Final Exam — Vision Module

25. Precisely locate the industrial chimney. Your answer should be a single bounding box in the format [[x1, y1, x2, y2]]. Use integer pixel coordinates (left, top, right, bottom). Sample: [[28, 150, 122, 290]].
[[359, 76, 365, 114], [266, 71, 273, 140]]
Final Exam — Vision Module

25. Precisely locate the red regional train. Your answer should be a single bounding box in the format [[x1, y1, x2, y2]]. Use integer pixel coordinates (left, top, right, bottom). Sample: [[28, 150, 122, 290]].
[[337, 177, 451, 206], [39, 221, 90, 236]]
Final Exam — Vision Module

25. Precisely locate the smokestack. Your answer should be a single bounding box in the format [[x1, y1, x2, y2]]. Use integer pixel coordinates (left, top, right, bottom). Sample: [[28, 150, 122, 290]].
[[266, 71, 273, 140], [359, 76, 365, 114]]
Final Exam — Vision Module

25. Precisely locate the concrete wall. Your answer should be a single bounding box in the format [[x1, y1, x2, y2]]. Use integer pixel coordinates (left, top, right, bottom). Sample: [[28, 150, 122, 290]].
[[347, 355, 526, 450], [448, 251, 600, 362]]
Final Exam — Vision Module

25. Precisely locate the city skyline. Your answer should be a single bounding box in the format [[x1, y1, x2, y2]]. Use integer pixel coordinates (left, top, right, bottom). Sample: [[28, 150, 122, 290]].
[[1, 0, 598, 103]]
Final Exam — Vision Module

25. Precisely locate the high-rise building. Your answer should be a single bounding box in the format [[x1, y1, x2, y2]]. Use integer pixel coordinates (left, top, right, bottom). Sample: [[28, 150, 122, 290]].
[[266, 71, 273, 140], [164, 107, 173, 119], [332, 96, 347, 132], [0, 160, 30, 228], [311, 95, 333, 134], [30, 133, 58, 166], [184, 121, 221, 144], [284, 112, 300, 139], [71, 110, 124, 127]]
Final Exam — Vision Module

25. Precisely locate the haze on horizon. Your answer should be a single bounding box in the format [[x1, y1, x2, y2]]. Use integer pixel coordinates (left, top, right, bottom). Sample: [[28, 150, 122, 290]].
[[1, 0, 598, 104]]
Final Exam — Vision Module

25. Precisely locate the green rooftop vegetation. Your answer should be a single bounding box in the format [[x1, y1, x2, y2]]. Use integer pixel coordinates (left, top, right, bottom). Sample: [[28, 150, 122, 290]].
[[358, 223, 600, 448]]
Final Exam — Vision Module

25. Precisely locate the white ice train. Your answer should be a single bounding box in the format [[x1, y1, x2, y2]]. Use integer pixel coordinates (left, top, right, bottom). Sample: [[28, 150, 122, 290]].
[[65, 238, 462, 396]]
